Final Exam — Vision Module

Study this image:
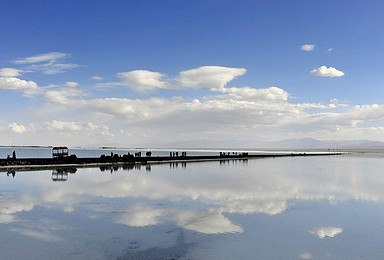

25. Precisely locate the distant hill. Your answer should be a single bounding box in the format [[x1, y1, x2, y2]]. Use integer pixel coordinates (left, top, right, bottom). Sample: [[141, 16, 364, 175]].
[[157, 138, 384, 150], [264, 138, 384, 149]]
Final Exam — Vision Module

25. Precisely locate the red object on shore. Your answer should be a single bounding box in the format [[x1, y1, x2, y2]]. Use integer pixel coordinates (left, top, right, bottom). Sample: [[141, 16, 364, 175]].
[[52, 146, 69, 158]]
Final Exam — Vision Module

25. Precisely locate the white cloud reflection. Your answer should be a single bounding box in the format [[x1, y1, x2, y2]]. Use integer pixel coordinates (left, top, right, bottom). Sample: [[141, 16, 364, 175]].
[[0, 200, 34, 223], [175, 209, 243, 234], [10, 228, 62, 242], [299, 252, 313, 259], [4, 154, 384, 237], [309, 226, 343, 239], [116, 205, 166, 227], [115, 206, 243, 234]]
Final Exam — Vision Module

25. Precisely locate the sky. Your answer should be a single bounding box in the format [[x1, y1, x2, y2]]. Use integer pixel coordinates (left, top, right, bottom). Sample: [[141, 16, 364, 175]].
[[1, 0, 384, 147]]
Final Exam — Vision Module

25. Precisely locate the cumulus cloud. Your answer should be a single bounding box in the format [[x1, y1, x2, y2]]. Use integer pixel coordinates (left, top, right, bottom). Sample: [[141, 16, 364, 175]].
[[9, 64, 384, 146], [309, 226, 343, 239], [8, 123, 27, 133], [0, 77, 38, 91], [44, 88, 83, 104], [178, 66, 246, 91], [311, 66, 345, 77], [0, 68, 25, 77], [64, 81, 79, 87], [301, 44, 316, 51], [221, 86, 289, 102], [115, 66, 246, 93], [91, 76, 104, 81], [41, 82, 354, 145], [118, 70, 176, 93]]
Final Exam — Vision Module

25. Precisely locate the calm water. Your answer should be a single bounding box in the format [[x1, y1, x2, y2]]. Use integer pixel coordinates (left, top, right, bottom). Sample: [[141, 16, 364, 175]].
[[1, 149, 384, 259]]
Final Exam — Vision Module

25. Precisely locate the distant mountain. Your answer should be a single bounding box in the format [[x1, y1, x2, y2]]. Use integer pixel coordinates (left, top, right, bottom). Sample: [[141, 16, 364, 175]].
[[158, 138, 384, 150], [269, 138, 384, 149]]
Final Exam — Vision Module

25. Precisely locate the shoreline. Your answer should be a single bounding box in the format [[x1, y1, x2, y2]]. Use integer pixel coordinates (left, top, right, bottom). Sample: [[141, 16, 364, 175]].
[[0, 152, 345, 171]]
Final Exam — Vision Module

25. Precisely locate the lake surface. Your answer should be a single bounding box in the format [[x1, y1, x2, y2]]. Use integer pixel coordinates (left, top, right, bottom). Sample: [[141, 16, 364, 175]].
[[1, 149, 384, 259]]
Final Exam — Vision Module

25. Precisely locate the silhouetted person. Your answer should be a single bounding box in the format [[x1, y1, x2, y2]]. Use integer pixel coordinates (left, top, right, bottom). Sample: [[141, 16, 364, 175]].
[[12, 151, 16, 159]]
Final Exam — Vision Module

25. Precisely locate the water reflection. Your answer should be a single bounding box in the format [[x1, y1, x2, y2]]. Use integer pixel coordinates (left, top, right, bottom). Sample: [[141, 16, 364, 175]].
[[51, 168, 77, 182], [1, 155, 384, 259]]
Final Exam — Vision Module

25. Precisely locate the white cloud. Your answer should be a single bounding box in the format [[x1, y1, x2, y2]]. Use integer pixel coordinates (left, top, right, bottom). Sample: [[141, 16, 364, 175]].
[[44, 88, 83, 104], [41, 82, 355, 146], [8, 123, 26, 133], [65, 81, 79, 87], [13, 52, 68, 64], [311, 66, 345, 77], [118, 70, 176, 93], [0, 77, 38, 91], [309, 226, 343, 239], [301, 44, 315, 51], [221, 86, 289, 101], [328, 48, 334, 52], [8, 64, 384, 146], [45, 120, 112, 136], [178, 66, 246, 91], [28, 61, 81, 75], [91, 76, 104, 81], [0, 68, 24, 77], [13, 52, 80, 74]]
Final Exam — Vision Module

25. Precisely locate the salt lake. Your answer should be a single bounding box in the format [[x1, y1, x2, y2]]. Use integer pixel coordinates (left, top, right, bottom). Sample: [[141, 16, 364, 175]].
[[1, 148, 384, 259]]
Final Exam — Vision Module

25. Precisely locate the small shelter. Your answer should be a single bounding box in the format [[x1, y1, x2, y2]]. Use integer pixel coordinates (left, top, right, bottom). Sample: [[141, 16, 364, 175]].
[[52, 146, 69, 158]]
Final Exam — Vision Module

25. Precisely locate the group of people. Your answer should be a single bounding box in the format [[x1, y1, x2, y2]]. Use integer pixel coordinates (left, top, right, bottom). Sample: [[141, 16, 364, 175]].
[[169, 151, 187, 157], [219, 152, 248, 157]]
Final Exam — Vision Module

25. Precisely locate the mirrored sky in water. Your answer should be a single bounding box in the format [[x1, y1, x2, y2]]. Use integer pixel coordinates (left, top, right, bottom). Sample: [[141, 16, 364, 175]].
[[1, 154, 384, 259]]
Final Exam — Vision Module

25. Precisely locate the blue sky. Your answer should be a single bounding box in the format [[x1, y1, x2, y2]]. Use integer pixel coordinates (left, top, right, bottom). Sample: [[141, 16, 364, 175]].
[[1, 0, 384, 147]]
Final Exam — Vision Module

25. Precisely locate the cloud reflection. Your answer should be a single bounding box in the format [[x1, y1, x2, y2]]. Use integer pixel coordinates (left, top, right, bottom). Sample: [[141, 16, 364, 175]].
[[175, 209, 243, 234], [0, 200, 34, 223], [116, 205, 166, 227], [299, 252, 313, 259], [10, 228, 62, 242], [115, 205, 243, 234], [309, 226, 343, 239], [4, 155, 384, 235]]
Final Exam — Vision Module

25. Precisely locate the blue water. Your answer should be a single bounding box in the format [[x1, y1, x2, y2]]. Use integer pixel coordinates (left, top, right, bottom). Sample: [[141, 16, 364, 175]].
[[0, 150, 382, 259]]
